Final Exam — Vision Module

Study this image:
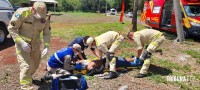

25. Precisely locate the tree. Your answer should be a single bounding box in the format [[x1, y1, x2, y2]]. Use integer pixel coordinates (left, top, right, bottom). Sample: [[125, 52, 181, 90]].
[[173, 0, 185, 42], [132, 0, 139, 31], [65, 0, 82, 11], [9, 0, 29, 6]]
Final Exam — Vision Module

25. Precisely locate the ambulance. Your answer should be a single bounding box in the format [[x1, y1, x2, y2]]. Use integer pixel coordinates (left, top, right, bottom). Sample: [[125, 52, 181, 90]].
[[140, 0, 200, 38]]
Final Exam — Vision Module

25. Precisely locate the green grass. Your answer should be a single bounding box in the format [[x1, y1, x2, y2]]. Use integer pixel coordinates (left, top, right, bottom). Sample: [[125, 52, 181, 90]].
[[51, 11, 99, 16], [148, 74, 167, 84], [72, 22, 130, 37], [148, 58, 198, 90], [152, 59, 182, 70], [183, 50, 200, 64], [51, 21, 131, 39], [51, 27, 75, 40], [193, 73, 200, 80], [152, 59, 192, 73], [67, 12, 102, 17], [121, 40, 134, 48]]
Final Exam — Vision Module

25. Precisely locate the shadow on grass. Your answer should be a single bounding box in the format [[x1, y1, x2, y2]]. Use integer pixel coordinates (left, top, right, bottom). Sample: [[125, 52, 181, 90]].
[[148, 64, 172, 76]]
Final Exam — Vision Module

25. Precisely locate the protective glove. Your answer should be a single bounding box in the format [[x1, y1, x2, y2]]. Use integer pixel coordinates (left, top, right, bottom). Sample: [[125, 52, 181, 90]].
[[41, 48, 48, 58], [75, 63, 83, 70], [21, 41, 31, 52]]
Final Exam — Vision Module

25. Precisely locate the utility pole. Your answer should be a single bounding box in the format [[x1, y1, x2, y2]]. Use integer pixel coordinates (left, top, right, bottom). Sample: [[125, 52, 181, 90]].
[[98, 0, 101, 13], [132, 0, 139, 32], [173, 0, 185, 42], [105, 1, 107, 13]]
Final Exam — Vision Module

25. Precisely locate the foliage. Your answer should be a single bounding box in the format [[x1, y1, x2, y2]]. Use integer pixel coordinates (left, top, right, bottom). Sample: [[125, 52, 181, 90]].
[[9, 0, 29, 6], [9, 0, 145, 12]]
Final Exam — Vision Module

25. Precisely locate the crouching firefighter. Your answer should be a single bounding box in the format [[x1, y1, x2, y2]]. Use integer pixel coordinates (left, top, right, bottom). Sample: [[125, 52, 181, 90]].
[[88, 31, 125, 79], [127, 29, 165, 78], [42, 44, 83, 81]]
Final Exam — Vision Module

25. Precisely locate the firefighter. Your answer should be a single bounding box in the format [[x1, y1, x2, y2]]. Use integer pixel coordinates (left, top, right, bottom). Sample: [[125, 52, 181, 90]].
[[127, 29, 165, 78], [7, 2, 51, 89], [86, 31, 125, 79], [43, 44, 83, 80], [68, 36, 99, 60]]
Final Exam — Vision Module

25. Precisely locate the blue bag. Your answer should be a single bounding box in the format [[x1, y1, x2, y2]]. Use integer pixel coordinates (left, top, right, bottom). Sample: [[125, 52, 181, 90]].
[[50, 74, 88, 90]]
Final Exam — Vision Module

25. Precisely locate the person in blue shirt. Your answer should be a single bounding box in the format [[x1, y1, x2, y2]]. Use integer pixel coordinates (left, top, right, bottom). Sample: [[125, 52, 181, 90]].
[[68, 36, 99, 59], [43, 44, 83, 80]]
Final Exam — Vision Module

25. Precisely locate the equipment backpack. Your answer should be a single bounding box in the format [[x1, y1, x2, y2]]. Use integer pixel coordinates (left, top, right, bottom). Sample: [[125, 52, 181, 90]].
[[50, 74, 88, 90]]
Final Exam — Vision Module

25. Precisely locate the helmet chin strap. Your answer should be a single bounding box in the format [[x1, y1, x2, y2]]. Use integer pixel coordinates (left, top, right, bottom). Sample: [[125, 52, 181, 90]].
[[34, 13, 42, 19]]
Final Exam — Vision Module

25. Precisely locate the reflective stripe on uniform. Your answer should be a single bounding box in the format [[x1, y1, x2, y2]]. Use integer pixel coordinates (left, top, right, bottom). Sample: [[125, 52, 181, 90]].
[[15, 36, 32, 43], [54, 53, 64, 64], [150, 41, 158, 47], [20, 77, 32, 85], [44, 42, 50, 47], [16, 49, 21, 54], [140, 59, 151, 74], [154, 32, 163, 40], [95, 38, 101, 47], [21, 36, 32, 43], [21, 9, 32, 17], [15, 37, 23, 43], [113, 40, 120, 45]]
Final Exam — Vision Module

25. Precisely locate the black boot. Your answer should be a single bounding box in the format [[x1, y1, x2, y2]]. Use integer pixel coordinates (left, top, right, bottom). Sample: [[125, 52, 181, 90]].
[[41, 72, 53, 83], [135, 73, 146, 78], [104, 71, 118, 79], [87, 68, 97, 76]]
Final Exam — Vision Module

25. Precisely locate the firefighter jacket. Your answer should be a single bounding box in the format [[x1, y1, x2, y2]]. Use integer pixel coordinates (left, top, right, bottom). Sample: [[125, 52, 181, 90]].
[[132, 29, 163, 50], [7, 7, 51, 50]]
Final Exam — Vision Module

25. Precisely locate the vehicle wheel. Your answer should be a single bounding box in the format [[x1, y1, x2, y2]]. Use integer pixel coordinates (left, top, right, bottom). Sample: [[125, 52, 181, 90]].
[[183, 28, 189, 39], [0, 26, 7, 44]]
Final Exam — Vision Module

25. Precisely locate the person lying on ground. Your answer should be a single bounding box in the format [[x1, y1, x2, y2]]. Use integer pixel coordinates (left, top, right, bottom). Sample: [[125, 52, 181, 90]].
[[74, 55, 143, 76]]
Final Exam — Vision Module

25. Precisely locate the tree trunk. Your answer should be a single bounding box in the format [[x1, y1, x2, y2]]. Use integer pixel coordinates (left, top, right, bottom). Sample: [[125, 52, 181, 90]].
[[132, 0, 139, 32], [173, 0, 185, 42]]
